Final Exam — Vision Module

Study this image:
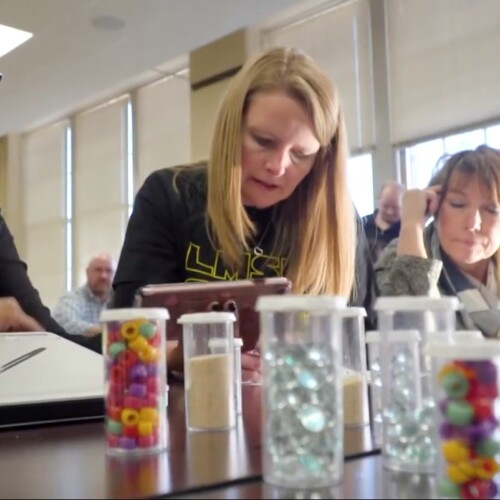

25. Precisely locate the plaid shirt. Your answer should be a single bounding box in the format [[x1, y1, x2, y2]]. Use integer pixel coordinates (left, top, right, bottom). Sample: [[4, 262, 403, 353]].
[[53, 284, 108, 336]]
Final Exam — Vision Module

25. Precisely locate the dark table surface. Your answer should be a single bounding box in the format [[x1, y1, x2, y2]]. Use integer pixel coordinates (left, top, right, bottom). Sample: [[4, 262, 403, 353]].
[[0, 382, 380, 499], [169, 455, 437, 500]]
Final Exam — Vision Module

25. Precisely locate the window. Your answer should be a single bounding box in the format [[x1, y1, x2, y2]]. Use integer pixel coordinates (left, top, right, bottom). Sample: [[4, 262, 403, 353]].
[[347, 153, 374, 217], [404, 123, 500, 189]]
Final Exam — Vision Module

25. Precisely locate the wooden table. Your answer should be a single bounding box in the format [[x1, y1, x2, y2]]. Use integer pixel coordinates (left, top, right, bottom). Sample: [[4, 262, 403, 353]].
[[0, 383, 380, 499]]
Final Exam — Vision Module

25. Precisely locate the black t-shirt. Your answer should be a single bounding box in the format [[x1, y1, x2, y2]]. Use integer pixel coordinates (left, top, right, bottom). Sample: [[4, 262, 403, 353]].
[[362, 211, 401, 264], [112, 166, 376, 326], [0, 214, 101, 353]]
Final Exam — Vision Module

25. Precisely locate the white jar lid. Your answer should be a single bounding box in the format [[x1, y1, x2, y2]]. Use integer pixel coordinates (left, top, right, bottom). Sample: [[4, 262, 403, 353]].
[[453, 330, 484, 341], [340, 307, 367, 318], [100, 307, 169, 321], [177, 312, 236, 324], [365, 329, 421, 343], [427, 339, 500, 359], [256, 295, 346, 312], [233, 338, 244, 347], [374, 296, 460, 312]]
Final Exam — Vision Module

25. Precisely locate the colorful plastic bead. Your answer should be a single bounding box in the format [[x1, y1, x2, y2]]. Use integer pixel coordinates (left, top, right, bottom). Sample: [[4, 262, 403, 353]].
[[147, 365, 158, 377], [130, 364, 148, 381], [121, 408, 139, 426], [461, 479, 497, 499], [123, 425, 139, 438], [118, 350, 139, 369], [120, 320, 141, 342], [129, 383, 147, 398], [118, 437, 137, 450], [107, 405, 122, 421], [107, 434, 120, 447], [474, 457, 499, 480], [470, 399, 494, 421], [137, 436, 156, 448], [139, 408, 158, 423], [139, 322, 156, 339], [441, 371, 470, 399], [138, 421, 154, 437], [110, 365, 126, 384], [438, 478, 461, 498], [123, 396, 143, 409], [108, 342, 127, 358], [145, 394, 158, 408], [146, 377, 160, 394], [447, 461, 476, 484], [476, 438, 500, 457], [446, 400, 474, 427], [138, 345, 158, 363], [465, 418, 498, 442], [442, 440, 471, 463], [107, 419, 123, 435], [128, 336, 149, 354]]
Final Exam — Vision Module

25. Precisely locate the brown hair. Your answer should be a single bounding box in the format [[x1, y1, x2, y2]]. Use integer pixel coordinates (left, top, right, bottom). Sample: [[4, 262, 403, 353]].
[[205, 47, 355, 297], [430, 144, 500, 281]]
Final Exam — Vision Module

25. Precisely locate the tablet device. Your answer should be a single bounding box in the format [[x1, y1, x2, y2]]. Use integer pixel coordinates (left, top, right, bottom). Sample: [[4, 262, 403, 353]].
[[134, 277, 291, 352]]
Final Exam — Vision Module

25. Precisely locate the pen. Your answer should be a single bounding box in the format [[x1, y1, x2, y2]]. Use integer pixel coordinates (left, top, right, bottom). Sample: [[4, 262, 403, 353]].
[[0, 347, 46, 374]]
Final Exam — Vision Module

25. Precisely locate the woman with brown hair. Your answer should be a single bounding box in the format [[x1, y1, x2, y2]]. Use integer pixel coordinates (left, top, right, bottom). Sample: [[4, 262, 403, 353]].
[[376, 145, 500, 337]]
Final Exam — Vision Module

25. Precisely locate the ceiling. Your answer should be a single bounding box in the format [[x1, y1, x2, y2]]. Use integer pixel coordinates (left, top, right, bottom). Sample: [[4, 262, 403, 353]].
[[0, 0, 301, 136]]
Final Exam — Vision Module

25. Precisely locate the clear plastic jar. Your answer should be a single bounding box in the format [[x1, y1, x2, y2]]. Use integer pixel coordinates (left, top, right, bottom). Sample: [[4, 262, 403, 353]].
[[179, 311, 236, 432], [375, 296, 460, 473], [340, 307, 368, 427], [234, 337, 243, 416], [428, 340, 500, 499], [100, 308, 169, 456], [256, 295, 346, 489], [365, 330, 383, 447]]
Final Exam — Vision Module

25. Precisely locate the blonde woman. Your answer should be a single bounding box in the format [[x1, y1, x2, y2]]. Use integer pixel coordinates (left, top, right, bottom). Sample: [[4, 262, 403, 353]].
[[375, 145, 500, 337], [113, 47, 375, 374]]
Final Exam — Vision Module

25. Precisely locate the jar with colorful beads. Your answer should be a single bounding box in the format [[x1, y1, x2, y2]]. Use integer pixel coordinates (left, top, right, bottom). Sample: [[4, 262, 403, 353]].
[[428, 340, 500, 499], [100, 308, 169, 456]]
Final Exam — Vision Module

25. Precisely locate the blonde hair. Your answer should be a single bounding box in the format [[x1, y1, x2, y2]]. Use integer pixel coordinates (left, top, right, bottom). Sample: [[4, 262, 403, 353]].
[[430, 145, 500, 285], [206, 47, 356, 297]]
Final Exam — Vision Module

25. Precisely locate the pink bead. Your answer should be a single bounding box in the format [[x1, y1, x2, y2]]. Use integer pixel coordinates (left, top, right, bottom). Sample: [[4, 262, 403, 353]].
[[107, 434, 120, 447], [146, 377, 160, 394], [137, 435, 156, 448], [145, 394, 158, 408], [123, 396, 143, 409]]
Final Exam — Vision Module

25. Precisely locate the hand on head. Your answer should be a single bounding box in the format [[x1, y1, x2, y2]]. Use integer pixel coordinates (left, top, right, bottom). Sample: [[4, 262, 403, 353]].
[[401, 185, 441, 228], [0, 297, 44, 333]]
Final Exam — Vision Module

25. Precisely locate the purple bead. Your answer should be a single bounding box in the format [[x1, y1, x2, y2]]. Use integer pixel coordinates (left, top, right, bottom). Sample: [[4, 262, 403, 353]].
[[130, 364, 148, 381], [490, 481, 498, 497], [465, 418, 498, 442], [128, 383, 147, 398], [439, 422, 467, 440], [118, 437, 137, 450], [147, 364, 158, 376], [465, 360, 497, 383]]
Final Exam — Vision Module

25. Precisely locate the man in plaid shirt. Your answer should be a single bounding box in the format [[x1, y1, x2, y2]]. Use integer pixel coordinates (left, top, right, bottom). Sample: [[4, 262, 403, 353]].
[[53, 253, 114, 336]]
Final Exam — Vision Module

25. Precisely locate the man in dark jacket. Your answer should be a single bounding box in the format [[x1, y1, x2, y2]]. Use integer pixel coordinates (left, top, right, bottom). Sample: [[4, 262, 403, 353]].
[[0, 213, 101, 353], [363, 181, 406, 264]]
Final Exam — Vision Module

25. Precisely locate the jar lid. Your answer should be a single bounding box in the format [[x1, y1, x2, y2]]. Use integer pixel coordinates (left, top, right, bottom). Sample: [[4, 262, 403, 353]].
[[340, 307, 367, 318], [365, 329, 421, 343], [100, 308, 169, 321], [256, 295, 346, 312], [177, 312, 236, 324], [374, 296, 460, 312], [427, 339, 500, 359], [233, 338, 244, 347], [453, 330, 484, 341]]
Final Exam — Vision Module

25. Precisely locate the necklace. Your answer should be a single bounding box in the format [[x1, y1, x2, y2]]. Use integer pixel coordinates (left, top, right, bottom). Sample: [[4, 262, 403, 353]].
[[253, 220, 272, 256]]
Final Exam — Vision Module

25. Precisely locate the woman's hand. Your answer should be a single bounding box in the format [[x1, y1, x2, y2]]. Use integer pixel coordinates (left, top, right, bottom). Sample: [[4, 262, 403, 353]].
[[401, 185, 441, 229], [242, 350, 262, 383], [397, 185, 441, 258]]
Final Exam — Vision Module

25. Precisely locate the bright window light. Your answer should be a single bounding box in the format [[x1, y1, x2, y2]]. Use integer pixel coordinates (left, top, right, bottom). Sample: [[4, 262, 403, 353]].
[[0, 24, 33, 59]]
